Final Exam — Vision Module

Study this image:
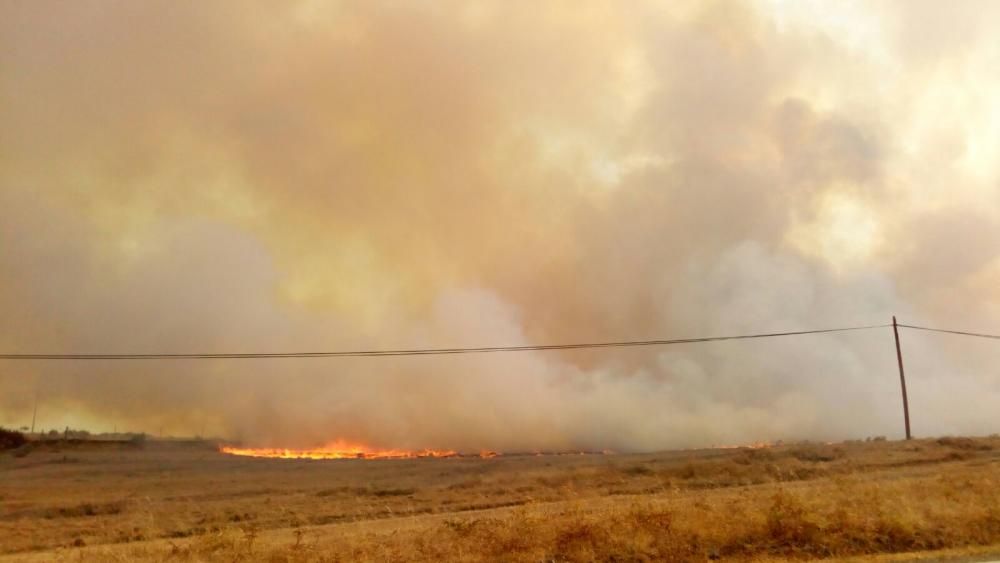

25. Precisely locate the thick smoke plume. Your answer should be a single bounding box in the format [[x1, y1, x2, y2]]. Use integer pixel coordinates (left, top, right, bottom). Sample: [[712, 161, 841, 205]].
[[2, 1, 1000, 451]]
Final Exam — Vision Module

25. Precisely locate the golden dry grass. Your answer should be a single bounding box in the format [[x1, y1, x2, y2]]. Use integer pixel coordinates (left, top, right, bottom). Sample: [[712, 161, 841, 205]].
[[3, 436, 1000, 561]]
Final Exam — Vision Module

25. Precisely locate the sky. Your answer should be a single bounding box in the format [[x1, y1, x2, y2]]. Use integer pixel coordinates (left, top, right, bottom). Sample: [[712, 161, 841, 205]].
[[2, 1, 999, 451]]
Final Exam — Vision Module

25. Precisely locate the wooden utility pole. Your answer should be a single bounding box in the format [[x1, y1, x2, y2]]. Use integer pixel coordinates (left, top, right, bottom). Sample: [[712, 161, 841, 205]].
[[30, 393, 38, 435], [892, 316, 912, 440]]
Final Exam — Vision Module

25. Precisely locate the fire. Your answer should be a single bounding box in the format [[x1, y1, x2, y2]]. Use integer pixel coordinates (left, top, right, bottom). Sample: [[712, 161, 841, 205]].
[[219, 441, 617, 461], [220, 439, 458, 460]]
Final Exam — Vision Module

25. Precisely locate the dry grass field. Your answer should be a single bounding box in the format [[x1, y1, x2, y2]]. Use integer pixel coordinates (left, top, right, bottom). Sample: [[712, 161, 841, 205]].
[[3, 436, 1000, 562]]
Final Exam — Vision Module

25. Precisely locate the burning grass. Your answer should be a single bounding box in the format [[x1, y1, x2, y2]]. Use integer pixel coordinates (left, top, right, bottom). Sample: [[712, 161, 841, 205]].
[[220, 439, 458, 460], [3, 436, 1000, 561]]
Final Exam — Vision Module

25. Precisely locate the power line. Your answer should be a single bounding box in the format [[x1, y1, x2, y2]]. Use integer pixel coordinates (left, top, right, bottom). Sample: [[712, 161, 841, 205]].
[[897, 323, 1000, 341], [0, 324, 890, 360]]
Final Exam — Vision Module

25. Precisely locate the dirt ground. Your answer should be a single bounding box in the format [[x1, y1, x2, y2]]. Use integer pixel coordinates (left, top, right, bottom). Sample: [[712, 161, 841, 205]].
[[3, 436, 1000, 562]]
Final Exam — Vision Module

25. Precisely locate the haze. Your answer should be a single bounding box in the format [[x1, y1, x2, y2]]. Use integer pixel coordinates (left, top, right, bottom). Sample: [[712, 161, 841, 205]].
[[2, 1, 999, 452]]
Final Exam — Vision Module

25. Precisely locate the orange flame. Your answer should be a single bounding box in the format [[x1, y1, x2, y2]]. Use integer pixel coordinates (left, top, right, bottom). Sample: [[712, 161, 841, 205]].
[[220, 439, 458, 460]]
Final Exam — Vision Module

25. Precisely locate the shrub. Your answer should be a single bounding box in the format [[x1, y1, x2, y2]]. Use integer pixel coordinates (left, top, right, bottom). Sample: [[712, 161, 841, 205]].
[[0, 427, 27, 450], [938, 437, 991, 451], [622, 464, 654, 476], [789, 445, 840, 463]]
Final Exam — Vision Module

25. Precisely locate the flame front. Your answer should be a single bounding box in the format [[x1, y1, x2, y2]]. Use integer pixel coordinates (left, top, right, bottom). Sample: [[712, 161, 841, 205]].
[[220, 439, 458, 460]]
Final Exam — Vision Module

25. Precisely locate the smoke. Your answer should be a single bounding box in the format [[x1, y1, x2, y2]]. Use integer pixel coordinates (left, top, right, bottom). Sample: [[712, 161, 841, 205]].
[[2, 1, 1000, 450]]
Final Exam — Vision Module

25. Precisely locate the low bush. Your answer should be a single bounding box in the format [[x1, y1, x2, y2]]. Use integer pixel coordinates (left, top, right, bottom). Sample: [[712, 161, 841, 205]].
[[0, 427, 27, 450]]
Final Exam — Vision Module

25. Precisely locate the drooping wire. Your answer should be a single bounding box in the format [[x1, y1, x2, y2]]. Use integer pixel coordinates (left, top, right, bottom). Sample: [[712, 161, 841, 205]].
[[0, 324, 890, 360], [897, 323, 1000, 341]]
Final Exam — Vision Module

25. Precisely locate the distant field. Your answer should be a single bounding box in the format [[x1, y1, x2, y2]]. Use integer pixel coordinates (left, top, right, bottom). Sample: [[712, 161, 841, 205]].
[[3, 437, 1000, 562]]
